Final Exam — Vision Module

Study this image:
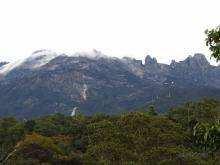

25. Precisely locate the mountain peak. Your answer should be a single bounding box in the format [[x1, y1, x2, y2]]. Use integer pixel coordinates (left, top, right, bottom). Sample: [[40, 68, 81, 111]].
[[190, 53, 210, 66], [193, 53, 208, 60], [1, 50, 220, 119], [22, 49, 60, 69], [181, 53, 210, 67], [31, 49, 56, 56], [145, 55, 157, 65], [170, 60, 177, 68]]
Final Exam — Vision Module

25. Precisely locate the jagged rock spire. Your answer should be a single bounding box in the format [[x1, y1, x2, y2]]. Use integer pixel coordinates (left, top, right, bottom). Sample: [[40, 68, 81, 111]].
[[184, 53, 210, 67], [193, 53, 210, 66], [145, 55, 157, 65]]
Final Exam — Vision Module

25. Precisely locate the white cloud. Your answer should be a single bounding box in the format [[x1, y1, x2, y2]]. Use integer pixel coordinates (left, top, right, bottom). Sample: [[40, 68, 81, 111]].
[[0, 0, 219, 65]]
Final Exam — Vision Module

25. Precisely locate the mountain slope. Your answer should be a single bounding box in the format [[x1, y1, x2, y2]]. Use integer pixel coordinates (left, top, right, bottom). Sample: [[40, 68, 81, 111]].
[[0, 50, 220, 119]]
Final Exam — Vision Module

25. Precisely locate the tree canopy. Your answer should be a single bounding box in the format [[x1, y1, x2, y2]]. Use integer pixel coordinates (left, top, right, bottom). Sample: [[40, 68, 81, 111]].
[[205, 26, 220, 61], [1, 98, 220, 164]]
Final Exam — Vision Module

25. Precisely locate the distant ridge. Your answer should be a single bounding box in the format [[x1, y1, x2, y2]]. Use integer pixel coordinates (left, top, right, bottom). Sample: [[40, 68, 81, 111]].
[[0, 50, 220, 119]]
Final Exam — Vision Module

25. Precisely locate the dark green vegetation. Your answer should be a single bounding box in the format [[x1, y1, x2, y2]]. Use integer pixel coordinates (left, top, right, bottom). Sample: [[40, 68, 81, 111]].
[[1, 98, 220, 164], [205, 26, 220, 61]]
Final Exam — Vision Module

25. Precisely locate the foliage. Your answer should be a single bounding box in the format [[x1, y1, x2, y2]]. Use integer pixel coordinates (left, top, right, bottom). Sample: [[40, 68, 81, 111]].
[[1, 98, 220, 164], [193, 119, 220, 152], [167, 98, 220, 129], [147, 105, 158, 116], [205, 26, 220, 61]]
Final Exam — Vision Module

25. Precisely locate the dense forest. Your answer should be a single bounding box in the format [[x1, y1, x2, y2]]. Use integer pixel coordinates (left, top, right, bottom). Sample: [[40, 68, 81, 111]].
[[1, 98, 220, 164]]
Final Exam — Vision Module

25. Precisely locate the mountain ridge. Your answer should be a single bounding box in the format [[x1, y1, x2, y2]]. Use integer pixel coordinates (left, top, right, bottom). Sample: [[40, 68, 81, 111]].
[[0, 50, 216, 75], [0, 50, 220, 119]]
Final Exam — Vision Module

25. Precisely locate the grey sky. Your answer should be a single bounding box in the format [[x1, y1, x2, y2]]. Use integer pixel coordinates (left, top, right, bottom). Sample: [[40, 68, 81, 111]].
[[0, 0, 219, 64]]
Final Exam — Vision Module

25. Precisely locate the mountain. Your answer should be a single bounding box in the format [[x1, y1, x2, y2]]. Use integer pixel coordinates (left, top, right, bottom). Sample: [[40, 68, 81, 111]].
[[0, 50, 220, 119], [0, 62, 8, 67]]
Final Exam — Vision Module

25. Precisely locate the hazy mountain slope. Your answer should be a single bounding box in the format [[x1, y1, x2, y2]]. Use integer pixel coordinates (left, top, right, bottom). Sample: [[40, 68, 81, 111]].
[[0, 50, 220, 119]]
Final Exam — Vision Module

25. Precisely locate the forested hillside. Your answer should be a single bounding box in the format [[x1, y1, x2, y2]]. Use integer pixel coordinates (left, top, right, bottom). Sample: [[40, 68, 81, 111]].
[[1, 98, 220, 164]]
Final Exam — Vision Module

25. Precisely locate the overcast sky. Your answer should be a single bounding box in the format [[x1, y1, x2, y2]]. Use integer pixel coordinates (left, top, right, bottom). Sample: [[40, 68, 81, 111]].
[[0, 0, 219, 64]]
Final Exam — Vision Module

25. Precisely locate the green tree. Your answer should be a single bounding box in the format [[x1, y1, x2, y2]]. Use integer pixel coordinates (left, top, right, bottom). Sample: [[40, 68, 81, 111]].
[[193, 119, 220, 153], [205, 26, 220, 61], [147, 105, 158, 116], [24, 120, 36, 133]]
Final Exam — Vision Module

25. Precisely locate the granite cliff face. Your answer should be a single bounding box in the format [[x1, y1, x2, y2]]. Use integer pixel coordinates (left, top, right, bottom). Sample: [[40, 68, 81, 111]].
[[0, 50, 220, 119]]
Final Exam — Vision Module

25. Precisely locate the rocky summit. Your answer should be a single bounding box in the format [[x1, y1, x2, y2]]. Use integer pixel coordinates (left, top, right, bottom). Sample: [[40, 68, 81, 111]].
[[0, 50, 220, 119]]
